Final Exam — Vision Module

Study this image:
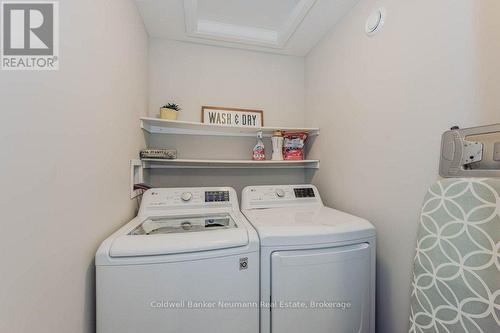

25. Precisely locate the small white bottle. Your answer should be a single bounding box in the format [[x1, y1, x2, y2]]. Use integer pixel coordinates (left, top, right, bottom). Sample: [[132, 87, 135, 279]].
[[271, 130, 284, 161]]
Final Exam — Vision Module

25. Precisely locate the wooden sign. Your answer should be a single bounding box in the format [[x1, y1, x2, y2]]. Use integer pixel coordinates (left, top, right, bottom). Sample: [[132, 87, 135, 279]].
[[202, 106, 264, 128]]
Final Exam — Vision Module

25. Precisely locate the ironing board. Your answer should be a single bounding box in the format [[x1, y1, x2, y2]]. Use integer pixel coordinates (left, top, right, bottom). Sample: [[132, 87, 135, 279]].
[[409, 178, 500, 333]]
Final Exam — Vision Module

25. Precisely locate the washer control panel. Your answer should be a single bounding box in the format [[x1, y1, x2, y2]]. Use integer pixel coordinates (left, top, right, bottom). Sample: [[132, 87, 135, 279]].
[[205, 191, 230, 202], [294, 187, 316, 198], [139, 187, 237, 215], [241, 185, 321, 210]]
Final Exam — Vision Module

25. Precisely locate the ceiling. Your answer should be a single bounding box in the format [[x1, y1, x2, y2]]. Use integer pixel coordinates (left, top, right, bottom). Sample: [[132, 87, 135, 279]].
[[135, 0, 360, 56]]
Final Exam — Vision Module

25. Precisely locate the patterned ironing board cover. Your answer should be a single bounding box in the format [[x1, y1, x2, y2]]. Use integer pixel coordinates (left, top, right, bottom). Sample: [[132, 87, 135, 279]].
[[409, 178, 500, 333]]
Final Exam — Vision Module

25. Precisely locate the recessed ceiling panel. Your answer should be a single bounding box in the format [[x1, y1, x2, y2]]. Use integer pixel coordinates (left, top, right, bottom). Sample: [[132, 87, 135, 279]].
[[197, 0, 301, 31], [184, 0, 317, 48], [135, 0, 361, 56]]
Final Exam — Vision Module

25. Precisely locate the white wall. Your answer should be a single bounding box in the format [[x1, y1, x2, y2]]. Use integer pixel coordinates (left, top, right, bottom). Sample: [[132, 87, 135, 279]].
[[149, 39, 305, 126], [147, 39, 308, 192], [477, 0, 500, 119], [305, 0, 500, 332], [0, 1, 148, 333]]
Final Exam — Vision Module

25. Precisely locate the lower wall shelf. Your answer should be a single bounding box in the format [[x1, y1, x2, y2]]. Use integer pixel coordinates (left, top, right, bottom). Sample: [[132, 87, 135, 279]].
[[140, 158, 320, 169], [130, 158, 319, 198]]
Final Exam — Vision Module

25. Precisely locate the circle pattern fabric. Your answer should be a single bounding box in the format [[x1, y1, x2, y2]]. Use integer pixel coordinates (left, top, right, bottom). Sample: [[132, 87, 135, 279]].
[[409, 178, 500, 333]]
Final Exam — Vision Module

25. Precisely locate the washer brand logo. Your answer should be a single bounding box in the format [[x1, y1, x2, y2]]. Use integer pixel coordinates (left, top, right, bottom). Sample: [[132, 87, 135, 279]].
[[1, 1, 59, 70], [239, 257, 248, 270]]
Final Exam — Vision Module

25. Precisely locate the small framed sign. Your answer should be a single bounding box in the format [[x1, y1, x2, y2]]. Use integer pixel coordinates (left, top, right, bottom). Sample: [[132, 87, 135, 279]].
[[202, 106, 264, 128]]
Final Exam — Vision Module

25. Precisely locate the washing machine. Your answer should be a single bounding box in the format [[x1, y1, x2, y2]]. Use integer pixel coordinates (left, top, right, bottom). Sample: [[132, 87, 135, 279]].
[[241, 185, 376, 333], [96, 187, 259, 333]]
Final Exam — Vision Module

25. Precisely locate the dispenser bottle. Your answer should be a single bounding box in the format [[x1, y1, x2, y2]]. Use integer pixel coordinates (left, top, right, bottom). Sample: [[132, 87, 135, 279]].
[[252, 131, 266, 161], [271, 130, 284, 161]]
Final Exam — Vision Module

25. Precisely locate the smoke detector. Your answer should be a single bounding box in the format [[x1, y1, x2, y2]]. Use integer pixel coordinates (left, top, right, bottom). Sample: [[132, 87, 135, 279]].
[[366, 8, 386, 36]]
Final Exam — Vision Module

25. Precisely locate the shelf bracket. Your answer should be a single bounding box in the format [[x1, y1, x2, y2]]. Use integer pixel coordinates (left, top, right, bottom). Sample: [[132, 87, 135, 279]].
[[130, 159, 144, 199]]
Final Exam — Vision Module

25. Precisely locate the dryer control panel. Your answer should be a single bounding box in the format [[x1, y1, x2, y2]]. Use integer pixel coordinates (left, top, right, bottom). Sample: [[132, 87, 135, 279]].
[[139, 187, 238, 215], [241, 185, 322, 210]]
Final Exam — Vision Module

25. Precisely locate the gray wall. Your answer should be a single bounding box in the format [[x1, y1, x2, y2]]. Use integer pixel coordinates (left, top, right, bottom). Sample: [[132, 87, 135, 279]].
[[0, 1, 148, 332], [305, 0, 500, 332]]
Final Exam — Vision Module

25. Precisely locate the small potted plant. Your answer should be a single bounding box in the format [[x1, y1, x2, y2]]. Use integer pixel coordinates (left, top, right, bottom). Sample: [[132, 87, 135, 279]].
[[160, 103, 181, 120]]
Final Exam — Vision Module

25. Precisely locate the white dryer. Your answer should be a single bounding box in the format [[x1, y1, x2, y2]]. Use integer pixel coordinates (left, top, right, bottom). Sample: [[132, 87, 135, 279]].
[[241, 185, 376, 333], [96, 187, 259, 333]]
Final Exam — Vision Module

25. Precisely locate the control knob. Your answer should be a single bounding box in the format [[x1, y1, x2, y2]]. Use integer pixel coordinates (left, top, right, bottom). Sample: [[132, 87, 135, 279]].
[[181, 192, 193, 202], [276, 189, 286, 198]]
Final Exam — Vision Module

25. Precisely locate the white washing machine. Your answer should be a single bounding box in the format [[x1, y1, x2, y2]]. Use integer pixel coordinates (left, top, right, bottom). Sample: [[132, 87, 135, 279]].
[[241, 185, 376, 333], [96, 187, 259, 333]]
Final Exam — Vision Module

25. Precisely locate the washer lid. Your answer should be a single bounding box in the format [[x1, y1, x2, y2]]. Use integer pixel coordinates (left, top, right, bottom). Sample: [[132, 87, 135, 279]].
[[109, 213, 248, 257], [130, 214, 237, 235], [243, 206, 375, 246]]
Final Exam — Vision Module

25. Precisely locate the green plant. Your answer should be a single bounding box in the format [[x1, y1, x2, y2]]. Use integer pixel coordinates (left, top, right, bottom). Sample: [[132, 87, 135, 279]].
[[161, 103, 181, 112]]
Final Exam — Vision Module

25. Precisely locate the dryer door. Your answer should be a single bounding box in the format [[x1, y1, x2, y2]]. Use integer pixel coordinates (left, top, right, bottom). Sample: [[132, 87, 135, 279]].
[[271, 243, 371, 333]]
